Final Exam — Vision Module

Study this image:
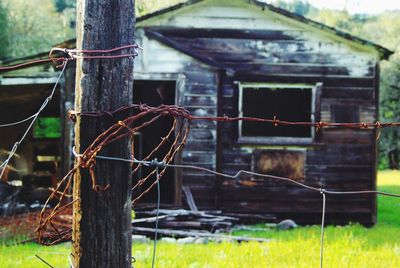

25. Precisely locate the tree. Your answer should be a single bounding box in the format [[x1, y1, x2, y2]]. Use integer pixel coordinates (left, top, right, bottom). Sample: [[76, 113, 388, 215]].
[[0, 2, 9, 59], [272, 0, 316, 16], [54, 0, 68, 12], [379, 55, 400, 169], [136, 0, 181, 17], [3, 0, 74, 58]]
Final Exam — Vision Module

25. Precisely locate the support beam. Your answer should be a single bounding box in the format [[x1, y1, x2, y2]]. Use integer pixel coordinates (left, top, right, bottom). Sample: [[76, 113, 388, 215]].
[[72, 1, 135, 267]]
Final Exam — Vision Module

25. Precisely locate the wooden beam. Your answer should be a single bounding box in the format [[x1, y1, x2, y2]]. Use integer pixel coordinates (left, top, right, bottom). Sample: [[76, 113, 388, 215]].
[[148, 27, 299, 40], [145, 29, 226, 70], [132, 227, 271, 243], [72, 0, 135, 267], [182, 186, 198, 211]]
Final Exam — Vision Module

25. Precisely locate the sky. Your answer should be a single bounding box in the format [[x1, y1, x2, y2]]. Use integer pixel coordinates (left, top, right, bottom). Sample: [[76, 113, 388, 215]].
[[306, 0, 400, 14]]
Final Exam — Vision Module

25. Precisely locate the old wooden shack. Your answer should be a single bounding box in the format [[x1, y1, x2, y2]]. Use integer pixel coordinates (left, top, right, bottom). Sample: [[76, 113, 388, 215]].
[[0, 0, 393, 224], [129, 0, 392, 225]]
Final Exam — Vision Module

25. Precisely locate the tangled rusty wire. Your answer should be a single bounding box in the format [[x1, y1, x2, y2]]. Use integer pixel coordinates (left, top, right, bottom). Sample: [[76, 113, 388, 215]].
[[36, 104, 191, 245]]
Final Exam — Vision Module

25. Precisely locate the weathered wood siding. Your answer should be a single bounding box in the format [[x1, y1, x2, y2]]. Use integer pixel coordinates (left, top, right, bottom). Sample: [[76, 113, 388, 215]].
[[135, 30, 218, 209], [215, 38, 378, 224], [137, 0, 380, 224]]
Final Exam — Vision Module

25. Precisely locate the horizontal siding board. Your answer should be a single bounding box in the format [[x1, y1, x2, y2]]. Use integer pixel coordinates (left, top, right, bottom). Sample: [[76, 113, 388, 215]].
[[322, 87, 374, 100], [186, 83, 217, 94], [182, 151, 216, 163], [320, 129, 372, 144], [159, 28, 304, 40], [184, 71, 217, 84], [306, 145, 373, 165], [218, 202, 372, 214], [232, 74, 375, 87], [183, 95, 217, 106], [229, 63, 373, 77], [171, 36, 367, 55], [182, 174, 216, 187], [219, 187, 371, 202], [184, 140, 216, 151]]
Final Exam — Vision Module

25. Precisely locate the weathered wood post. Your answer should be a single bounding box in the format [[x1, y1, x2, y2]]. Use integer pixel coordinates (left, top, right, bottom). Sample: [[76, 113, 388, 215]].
[[72, 1, 135, 267]]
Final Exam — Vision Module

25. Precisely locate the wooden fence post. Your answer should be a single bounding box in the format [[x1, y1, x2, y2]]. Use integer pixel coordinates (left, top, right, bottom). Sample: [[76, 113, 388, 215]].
[[72, 1, 135, 267]]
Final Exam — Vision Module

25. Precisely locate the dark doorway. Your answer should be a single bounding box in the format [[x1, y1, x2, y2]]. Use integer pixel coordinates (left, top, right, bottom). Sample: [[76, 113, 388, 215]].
[[132, 80, 177, 205]]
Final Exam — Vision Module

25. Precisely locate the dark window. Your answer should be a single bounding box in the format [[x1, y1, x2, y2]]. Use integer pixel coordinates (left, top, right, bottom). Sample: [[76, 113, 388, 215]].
[[240, 85, 312, 138]]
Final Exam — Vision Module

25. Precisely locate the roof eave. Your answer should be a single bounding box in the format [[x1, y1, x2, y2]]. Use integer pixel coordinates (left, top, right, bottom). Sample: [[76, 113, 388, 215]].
[[136, 0, 394, 60], [250, 0, 393, 60]]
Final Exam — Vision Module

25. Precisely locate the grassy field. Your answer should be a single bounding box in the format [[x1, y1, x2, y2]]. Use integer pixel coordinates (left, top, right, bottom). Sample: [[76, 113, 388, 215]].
[[1, 171, 400, 267]]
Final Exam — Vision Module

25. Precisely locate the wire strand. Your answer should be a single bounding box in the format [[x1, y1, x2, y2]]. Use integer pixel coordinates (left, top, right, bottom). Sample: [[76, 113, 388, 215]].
[[0, 113, 38, 128], [151, 166, 160, 268], [320, 190, 326, 268], [0, 63, 67, 179], [76, 151, 400, 198], [0, 58, 65, 71]]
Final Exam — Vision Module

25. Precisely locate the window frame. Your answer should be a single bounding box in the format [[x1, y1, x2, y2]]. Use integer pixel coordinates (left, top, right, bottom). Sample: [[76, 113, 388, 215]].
[[237, 82, 322, 145]]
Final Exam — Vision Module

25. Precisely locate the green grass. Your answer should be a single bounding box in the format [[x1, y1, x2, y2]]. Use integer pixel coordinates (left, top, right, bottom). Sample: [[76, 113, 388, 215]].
[[1, 171, 400, 267]]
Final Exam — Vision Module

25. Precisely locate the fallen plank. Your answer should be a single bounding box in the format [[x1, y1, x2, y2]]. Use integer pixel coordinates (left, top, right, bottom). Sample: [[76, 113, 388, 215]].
[[132, 227, 271, 243], [159, 221, 202, 229], [135, 209, 239, 221], [132, 213, 179, 224], [182, 186, 198, 211]]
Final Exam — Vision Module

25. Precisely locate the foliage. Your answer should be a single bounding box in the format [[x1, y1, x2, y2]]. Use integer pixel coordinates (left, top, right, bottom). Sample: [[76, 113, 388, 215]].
[[33, 117, 61, 139], [136, 0, 182, 17], [0, 2, 9, 59], [272, 0, 317, 16], [379, 56, 400, 169], [54, 0, 75, 13], [2, 0, 74, 59], [1, 171, 400, 267]]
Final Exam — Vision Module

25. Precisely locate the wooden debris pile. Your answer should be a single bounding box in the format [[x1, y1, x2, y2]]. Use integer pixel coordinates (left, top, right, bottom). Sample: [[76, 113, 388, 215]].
[[132, 209, 271, 242]]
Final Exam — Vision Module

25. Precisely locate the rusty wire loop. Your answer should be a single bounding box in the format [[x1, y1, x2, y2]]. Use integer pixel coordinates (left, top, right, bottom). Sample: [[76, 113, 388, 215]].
[[35, 104, 400, 268], [36, 105, 191, 245], [3, 45, 395, 265]]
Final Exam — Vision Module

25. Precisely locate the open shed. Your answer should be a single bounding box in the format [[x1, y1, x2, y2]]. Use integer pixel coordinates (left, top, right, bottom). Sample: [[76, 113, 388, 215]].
[[129, 0, 392, 225], [0, 0, 393, 224]]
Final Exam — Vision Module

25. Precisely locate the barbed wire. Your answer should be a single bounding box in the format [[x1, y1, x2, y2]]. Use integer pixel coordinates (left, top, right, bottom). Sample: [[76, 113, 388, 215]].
[[37, 102, 400, 268], [69, 103, 400, 131], [0, 58, 66, 72], [2, 45, 398, 267], [0, 44, 142, 129], [0, 44, 142, 72], [49, 44, 142, 68], [72, 152, 400, 268]]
